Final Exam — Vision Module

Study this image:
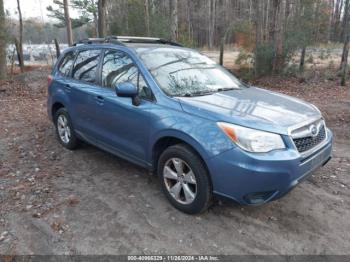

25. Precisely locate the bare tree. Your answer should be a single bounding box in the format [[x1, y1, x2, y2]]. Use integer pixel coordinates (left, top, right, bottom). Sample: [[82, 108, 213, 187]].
[[299, 46, 306, 73], [253, 0, 262, 75], [272, 0, 285, 73], [186, 0, 193, 42], [54, 38, 61, 58], [332, 0, 341, 41], [170, 0, 178, 42], [0, 0, 6, 80], [341, 0, 350, 86], [16, 0, 24, 73], [145, 0, 150, 36], [208, 0, 217, 49], [63, 0, 73, 46], [341, 35, 349, 86], [98, 0, 106, 37], [340, 0, 350, 70]]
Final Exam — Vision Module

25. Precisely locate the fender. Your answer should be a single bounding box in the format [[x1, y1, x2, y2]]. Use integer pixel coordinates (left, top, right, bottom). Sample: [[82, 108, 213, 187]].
[[49, 84, 73, 120], [148, 123, 234, 164], [150, 129, 210, 162]]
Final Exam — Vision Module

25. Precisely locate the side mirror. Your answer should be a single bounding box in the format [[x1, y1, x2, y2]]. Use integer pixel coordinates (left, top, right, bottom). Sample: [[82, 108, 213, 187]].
[[115, 82, 140, 106]]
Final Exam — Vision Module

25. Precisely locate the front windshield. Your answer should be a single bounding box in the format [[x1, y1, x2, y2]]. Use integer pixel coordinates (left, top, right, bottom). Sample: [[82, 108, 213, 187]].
[[136, 47, 246, 97]]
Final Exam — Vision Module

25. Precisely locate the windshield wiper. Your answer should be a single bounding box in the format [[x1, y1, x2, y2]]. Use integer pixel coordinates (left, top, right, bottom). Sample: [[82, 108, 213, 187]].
[[178, 88, 238, 97], [178, 90, 214, 97], [216, 87, 239, 92]]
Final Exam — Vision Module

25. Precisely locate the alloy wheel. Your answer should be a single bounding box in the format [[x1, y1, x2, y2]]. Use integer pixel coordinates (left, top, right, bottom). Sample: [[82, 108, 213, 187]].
[[163, 158, 197, 205], [57, 114, 71, 144]]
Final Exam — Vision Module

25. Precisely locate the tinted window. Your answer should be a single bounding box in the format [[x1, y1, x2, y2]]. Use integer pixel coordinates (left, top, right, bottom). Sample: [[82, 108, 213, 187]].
[[58, 52, 75, 76], [72, 49, 101, 84], [102, 50, 153, 101]]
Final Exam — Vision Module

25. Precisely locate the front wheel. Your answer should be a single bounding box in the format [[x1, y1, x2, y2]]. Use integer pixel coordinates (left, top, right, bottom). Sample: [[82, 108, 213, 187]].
[[158, 144, 212, 214]]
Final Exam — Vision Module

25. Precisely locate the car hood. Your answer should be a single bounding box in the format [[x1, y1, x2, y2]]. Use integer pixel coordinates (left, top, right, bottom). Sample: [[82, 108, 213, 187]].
[[177, 87, 321, 135]]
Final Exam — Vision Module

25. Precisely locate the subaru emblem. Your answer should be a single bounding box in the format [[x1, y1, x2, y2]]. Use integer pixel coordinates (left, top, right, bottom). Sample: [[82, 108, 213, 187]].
[[309, 124, 318, 137]]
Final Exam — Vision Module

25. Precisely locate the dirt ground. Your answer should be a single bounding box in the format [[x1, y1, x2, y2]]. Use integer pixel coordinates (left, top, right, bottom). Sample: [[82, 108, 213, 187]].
[[0, 68, 350, 255]]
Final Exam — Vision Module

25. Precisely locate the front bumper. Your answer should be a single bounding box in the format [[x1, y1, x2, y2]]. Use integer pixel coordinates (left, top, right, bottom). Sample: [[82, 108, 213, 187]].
[[208, 129, 333, 205]]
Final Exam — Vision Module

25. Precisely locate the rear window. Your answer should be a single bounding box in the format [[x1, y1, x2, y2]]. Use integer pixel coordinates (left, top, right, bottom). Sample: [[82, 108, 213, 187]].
[[72, 49, 101, 84], [58, 52, 76, 77]]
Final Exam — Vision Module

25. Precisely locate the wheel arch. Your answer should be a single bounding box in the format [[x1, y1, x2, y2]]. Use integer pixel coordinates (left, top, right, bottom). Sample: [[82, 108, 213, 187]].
[[151, 133, 212, 181], [51, 101, 66, 120]]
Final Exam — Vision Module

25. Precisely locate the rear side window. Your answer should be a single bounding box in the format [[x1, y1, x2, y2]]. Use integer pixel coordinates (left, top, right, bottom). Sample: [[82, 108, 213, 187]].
[[72, 49, 101, 84], [58, 52, 75, 77]]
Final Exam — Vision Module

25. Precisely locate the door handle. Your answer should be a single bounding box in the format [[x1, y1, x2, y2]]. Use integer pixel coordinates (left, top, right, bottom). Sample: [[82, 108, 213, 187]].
[[65, 84, 72, 93], [95, 95, 104, 105]]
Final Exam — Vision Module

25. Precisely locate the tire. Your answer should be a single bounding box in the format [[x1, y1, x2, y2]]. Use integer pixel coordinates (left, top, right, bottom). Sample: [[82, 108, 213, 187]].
[[54, 108, 79, 150], [157, 144, 212, 214]]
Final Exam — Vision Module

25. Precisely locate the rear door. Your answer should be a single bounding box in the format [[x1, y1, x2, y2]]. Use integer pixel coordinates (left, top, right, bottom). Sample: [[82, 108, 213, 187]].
[[50, 51, 76, 113], [68, 48, 104, 138]]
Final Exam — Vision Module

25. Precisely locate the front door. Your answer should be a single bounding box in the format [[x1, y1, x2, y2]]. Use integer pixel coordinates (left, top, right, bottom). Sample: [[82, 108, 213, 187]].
[[92, 49, 157, 164]]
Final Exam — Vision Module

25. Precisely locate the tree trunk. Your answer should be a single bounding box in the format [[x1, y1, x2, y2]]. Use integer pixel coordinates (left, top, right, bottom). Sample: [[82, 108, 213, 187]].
[[219, 37, 224, 65], [272, 0, 285, 74], [340, 0, 350, 71], [93, 11, 98, 37], [98, 0, 107, 37], [0, 0, 6, 80], [341, 0, 350, 42], [54, 38, 61, 59], [187, 0, 192, 42], [341, 35, 349, 86], [341, 0, 350, 86], [299, 46, 306, 73], [144, 0, 150, 36], [328, 0, 335, 41], [265, 0, 270, 41], [14, 38, 23, 72], [269, 0, 278, 42], [253, 0, 262, 75], [63, 0, 73, 46], [17, 0, 24, 73], [333, 0, 343, 41], [170, 0, 178, 42], [10, 47, 16, 76], [208, 0, 216, 49]]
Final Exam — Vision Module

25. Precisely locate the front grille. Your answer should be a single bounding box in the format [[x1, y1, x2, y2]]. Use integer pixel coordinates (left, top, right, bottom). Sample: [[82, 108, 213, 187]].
[[293, 124, 326, 153]]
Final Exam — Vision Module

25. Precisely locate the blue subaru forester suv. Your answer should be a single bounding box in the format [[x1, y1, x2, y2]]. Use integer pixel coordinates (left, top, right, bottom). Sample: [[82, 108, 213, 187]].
[[48, 36, 333, 214]]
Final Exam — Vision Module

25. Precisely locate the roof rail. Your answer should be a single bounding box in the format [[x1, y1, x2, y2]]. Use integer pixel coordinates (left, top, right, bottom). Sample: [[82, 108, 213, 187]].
[[73, 38, 104, 46], [73, 36, 182, 47], [110, 36, 183, 47], [73, 37, 125, 46]]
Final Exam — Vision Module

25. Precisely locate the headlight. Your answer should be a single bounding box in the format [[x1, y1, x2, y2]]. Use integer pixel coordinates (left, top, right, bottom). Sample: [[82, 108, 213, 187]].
[[217, 122, 285, 153]]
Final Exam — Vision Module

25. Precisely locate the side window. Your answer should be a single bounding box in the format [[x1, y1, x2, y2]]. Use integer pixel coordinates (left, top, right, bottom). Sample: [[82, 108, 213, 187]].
[[72, 49, 101, 84], [102, 50, 154, 101], [138, 73, 154, 101], [102, 50, 137, 88], [58, 52, 75, 77]]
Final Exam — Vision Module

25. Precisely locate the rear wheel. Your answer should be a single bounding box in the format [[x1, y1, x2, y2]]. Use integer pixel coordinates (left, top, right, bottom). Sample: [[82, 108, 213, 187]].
[[54, 108, 79, 150], [158, 144, 212, 214]]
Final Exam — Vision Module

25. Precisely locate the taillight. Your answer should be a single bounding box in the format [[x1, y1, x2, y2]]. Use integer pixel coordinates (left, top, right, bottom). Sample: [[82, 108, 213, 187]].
[[48, 75, 53, 86]]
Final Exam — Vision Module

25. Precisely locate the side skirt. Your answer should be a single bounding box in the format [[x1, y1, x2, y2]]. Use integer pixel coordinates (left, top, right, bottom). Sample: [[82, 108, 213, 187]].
[[75, 130, 153, 170]]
